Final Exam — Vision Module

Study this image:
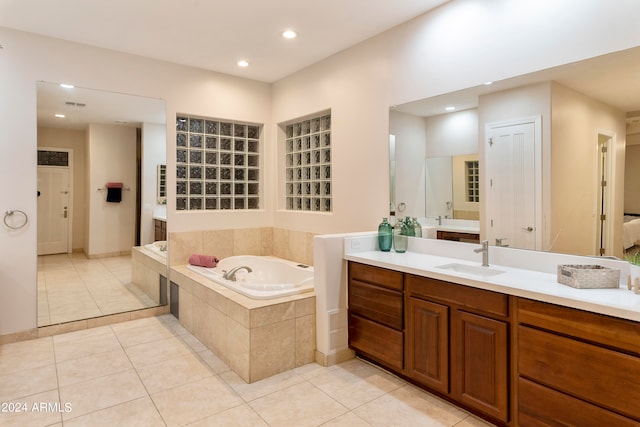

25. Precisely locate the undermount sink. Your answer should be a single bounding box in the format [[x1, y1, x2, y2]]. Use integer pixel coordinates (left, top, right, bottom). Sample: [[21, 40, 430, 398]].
[[436, 263, 506, 277]]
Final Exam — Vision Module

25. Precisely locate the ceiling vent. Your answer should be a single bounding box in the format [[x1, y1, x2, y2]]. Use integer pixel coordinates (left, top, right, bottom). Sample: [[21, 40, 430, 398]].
[[65, 101, 86, 107]]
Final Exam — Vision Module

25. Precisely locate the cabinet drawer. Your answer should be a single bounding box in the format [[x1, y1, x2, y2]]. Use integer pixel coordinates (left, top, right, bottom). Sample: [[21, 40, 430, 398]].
[[349, 262, 403, 291], [518, 377, 638, 427], [517, 298, 640, 354], [518, 325, 640, 421], [349, 313, 403, 371], [406, 274, 508, 317], [349, 279, 403, 330]]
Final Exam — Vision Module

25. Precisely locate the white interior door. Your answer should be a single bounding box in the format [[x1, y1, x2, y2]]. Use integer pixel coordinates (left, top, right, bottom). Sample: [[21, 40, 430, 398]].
[[486, 121, 537, 250], [37, 167, 70, 255]]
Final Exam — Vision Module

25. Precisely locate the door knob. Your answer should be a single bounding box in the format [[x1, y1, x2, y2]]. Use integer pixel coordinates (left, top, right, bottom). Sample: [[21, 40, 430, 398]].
[[522, 226, 533, 232]]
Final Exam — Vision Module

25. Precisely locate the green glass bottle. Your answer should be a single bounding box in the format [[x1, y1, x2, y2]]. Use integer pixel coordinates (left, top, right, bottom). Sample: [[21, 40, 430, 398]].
[[403, 217, 415, 237], [377, 218, 392, 252], [412, 217, 422, 238], [393, 220, 408, 253]]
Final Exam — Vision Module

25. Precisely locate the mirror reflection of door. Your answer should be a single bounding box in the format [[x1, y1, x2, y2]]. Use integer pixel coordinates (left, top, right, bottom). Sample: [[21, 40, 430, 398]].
[[37, 149, 72, 255], [486, 119, 539, 250]]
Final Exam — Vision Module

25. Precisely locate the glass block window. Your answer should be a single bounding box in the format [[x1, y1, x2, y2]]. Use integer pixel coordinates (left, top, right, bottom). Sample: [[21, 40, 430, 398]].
[[465, 160, 480, 203], [176, 115, 261, 211], [284, 113, 332, 212]]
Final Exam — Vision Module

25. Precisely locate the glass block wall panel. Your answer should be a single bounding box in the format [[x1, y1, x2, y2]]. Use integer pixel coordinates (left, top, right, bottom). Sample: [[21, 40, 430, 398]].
[[284, 113, 331, 212], [176, 115, 261, 210], [466, 160, 480, 203]]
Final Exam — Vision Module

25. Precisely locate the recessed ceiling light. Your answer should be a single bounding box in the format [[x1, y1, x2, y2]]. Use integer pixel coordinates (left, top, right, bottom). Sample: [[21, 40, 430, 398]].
[[282, 30, 297, 39], [60, 83, 74, 89], [445, 106, 456, 111], [54, 113, 65, 118], [484, 81, 493, 86], [237, 60, 249, 67]]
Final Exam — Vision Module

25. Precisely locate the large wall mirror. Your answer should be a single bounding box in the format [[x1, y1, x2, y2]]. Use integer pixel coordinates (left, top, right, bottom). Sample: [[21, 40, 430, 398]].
[[36, 81, 167, 327], [390, 46, 640, 258]]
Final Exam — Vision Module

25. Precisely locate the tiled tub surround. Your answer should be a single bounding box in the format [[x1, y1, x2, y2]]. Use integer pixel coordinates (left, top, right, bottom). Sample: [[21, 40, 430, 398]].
[[131, 245, 168, 305], [169, 227, 315, 268], [171, 265, 316, 383]]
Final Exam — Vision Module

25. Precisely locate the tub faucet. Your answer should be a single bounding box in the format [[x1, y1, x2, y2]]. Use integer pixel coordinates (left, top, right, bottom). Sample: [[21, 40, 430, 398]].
[[222, 266, 253, 281], [474, 240, 490, 267]]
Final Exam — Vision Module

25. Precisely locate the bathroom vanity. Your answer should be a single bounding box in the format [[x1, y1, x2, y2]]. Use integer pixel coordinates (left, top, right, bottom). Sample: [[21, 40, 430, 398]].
[[344, 238, 640, 426]]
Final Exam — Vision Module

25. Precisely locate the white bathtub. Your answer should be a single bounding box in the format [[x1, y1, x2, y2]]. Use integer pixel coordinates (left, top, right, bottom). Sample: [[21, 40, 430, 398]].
[[186, 255, 314, 299], [143, 241, 167, 257]]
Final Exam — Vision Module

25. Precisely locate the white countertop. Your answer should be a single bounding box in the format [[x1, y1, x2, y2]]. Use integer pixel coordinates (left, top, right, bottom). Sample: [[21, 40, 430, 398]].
[[344, 237, 640, 322]]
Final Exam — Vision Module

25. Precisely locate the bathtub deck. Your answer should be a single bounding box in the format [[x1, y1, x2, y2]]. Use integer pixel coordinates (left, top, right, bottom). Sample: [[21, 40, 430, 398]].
[[170, 264, 316, 383]]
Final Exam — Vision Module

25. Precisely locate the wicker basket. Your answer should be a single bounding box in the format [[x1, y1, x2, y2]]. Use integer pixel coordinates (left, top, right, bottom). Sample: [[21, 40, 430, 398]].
[[557, 264, 620, 289]]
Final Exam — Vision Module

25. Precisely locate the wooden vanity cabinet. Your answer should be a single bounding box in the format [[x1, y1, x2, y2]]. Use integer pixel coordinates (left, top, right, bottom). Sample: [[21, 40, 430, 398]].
[[516, 298, 640, 425], [347, 262, 404, 371], [154, 219, 166, 241], [406, 275, 510, 424]]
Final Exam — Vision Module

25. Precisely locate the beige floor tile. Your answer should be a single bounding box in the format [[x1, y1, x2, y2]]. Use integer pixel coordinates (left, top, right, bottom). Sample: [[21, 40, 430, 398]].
[[59, 369, 147, 421], [151, 376, 244, 426], [220, 368, 306, 402], [352, 384, 469, 427], [124, 335, 192, 368], [0, 364, 58, 402], [0, 337, 54, 375], [454, 415, 496, 427], [0, 389, 63, 427], [179, 333, 208, 352], [249, 381, 348, 427], [56, 348, 132, 387], [53, 328, 122, 363], [196, 349, 231, 375], [306, 359, 405, 410], [62, 396, 164, 427], [137, 353, 213, 394], [188, 403, 269, 427], [321, 412, 373, 427], [112, 322, 175, 347]]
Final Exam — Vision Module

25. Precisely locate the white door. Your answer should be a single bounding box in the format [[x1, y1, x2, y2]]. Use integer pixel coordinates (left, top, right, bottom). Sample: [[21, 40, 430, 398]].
[[486, 121, 537, 250], [37, 167, 70, 255]]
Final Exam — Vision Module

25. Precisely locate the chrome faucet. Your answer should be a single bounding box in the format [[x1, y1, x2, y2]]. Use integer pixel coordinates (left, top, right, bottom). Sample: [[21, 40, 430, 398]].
[[222, 266, 253, 281], [474, 240, 490, 267]]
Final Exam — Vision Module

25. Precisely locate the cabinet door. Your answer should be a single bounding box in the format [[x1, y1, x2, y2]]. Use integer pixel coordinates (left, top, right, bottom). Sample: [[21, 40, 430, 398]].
[[452, 310, 509, 423], [405, 297, 449, 393]]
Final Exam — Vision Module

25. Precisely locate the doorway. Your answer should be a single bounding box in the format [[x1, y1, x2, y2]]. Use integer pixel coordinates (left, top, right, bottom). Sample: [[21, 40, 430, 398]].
[[37, 149, 72, 255], [485, 117, 541, 250], [596, 131, 614, 256]]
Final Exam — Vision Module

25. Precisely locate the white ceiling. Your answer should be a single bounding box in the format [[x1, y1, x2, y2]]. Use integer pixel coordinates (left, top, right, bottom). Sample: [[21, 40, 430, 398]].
[[0, 0, 449, 83]]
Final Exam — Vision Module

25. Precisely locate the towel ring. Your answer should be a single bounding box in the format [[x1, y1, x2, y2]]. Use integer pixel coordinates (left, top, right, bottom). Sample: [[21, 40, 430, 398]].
[[3, 210, 28, 230]]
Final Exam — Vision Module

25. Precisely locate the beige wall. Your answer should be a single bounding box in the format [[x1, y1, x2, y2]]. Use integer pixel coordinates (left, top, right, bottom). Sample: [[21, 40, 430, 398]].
[[37, 127, 86, 251], [625, 144, 640, 214], [550, 82, 626, 257], [86, 124, 137, 256]]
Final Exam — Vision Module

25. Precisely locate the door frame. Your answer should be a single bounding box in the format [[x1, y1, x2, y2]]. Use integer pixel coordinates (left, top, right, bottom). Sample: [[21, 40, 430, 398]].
[[594, 129, 616, 257], [485, 116, 542, 250], [38, 147, 74, 254]]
